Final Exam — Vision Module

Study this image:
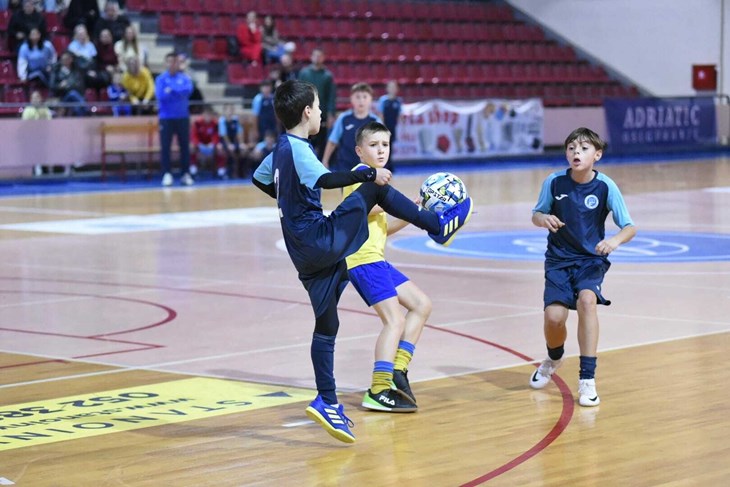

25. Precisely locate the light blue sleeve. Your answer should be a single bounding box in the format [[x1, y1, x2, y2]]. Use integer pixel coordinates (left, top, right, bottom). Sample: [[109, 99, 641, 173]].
[[327, 113, 345, 144], [377, 95, 387, 113], [253, 153, 274, 185], [600, 174, 634, 228], [292, 139, 329, 189], [218, 117, 226, 137], [251, 94, 262, 116], [371, 112, 383, 123], [532, 172, 558, 214]]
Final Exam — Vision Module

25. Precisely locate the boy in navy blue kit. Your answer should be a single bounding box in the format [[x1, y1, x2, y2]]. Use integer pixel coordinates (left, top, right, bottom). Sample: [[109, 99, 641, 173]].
[[322, 82, 381, 171], [252, 80, 473, 443], [529, 127, 636, 407], [376, 80, 403, 172]]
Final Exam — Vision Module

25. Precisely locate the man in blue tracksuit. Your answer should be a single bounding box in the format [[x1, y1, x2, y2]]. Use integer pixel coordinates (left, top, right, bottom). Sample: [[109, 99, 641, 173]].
[[156, 52, 194, 186]]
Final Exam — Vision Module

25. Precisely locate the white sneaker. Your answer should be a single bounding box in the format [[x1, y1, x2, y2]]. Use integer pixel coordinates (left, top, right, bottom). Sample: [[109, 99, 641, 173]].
[[181, 173, 194, 186], [189, 164, 198, 176], [529, 358, 562, 389], [578, 378, 600, 407], [161, 172, 173, 186]]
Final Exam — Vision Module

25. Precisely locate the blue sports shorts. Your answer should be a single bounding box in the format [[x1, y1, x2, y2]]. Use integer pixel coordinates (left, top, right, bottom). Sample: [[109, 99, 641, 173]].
[[543, 258, 611, 310], [348, 261, 409, 307]]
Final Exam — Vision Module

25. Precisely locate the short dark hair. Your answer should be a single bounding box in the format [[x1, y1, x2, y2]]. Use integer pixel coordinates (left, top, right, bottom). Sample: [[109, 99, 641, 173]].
[[351, 82, 373, 95], [355, 121, 391, 146], [564, 127, 606, 151], [274, 80, 317, 130]]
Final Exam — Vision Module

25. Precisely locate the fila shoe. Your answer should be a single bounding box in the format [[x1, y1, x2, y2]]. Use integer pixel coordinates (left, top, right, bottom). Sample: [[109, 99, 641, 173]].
[[578, 378, 601, 407], [305, 395, 356, 443], [529, 358, 563, 389], [392, 369, 416, 404], [362, 388, 417, 413], [429, 197, 473, 247]]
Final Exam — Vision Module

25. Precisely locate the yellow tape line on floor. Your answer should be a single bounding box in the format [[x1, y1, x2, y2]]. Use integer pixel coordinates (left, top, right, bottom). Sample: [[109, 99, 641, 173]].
[[0, 377, 312, 451]]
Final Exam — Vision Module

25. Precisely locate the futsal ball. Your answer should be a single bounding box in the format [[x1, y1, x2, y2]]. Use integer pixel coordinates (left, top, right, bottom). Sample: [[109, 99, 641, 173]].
[[419, 172, 468, 214]]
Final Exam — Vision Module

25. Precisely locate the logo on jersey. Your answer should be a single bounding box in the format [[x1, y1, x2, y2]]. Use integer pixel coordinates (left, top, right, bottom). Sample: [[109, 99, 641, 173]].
[[345, 124, 355, 130], [584, 195, 599, 209], [555, 194, 568, 200]]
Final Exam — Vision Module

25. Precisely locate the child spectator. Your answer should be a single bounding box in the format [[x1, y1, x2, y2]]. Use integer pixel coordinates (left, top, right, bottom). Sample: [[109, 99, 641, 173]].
[[22, 90, 53, 120], [251, 129, 276, 168], [218, 103, 246, 178], [107, 70, 131, 116], [376, 80, 403, 171], [121, 56, 154, 114], [251, 78, 277, 142], [17, 27, 56, 87], [190, 107, 222, 178], [322, 82, 381, 171], [236, 10, 262, 64], [50, 50, 88, 116]]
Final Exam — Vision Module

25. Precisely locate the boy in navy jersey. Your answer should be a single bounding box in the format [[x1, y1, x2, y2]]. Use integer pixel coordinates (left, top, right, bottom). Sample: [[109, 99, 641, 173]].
[[376, 80, 403, 172], [529, 127, 636, 407], [252, 80, 473, 443], [322, 82, 381, 171]]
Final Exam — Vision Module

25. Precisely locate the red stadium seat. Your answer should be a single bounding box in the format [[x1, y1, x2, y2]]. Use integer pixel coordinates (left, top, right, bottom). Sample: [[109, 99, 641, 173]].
[[0, 11, 10, 32], [1, 87, 26, 116], [0, 60, 18, 83], [227, 63, 265, 85]]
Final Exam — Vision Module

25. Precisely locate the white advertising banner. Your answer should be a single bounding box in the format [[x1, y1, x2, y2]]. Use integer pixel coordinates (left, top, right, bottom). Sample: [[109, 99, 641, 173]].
[[393, 98, 544, 160]]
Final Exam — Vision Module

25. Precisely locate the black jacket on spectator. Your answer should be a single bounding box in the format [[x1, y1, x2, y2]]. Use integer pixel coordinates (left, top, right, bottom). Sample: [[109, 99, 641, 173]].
[[50, 61, 86, 97], [8, 9, 47, 53], [64, 0, 100, 33], [93, 15, 131, 43]]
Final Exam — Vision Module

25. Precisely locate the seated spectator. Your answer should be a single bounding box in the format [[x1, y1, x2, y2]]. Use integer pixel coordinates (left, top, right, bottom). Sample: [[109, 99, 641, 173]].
[[191, 107, 223, 178], [64, 0, 98, 33], [69, 23, 110, 88], [218, 103, 247, 179], [277, 53, 297, 84], [251, 129, 276, 170], [261, 15, 295, 65], [93, 1, 129, 42], [107, 70, 131, 116], [17, 27, 57, 87], [120, 56, 154, 113], [22, 90, 53, 120], [8, 0, 47, 53], [95, 28, 118, 77], [236, 11, 262, 64], [251, 78, 277, 142], [50, 50, 88, 116], [114, 24, 147, 72]]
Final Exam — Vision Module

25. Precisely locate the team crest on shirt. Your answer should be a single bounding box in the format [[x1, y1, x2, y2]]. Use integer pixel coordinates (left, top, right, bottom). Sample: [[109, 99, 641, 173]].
[[584, 195, 599, 209]]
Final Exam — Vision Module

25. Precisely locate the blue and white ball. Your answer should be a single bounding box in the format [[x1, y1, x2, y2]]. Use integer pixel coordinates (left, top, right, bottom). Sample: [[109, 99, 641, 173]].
[[419, 172, 468, 214]]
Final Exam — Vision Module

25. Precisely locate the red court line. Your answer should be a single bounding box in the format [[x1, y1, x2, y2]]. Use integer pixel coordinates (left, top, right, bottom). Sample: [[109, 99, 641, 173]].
[[1, 275, 573, 483]]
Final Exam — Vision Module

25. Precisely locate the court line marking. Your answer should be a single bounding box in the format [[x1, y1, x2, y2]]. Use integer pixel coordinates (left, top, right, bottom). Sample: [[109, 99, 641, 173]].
[[0, 206, 112, 217]]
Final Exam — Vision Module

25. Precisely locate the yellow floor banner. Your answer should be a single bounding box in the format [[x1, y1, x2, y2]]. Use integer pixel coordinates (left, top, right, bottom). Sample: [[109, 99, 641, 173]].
[[0, 377, 312, 451]]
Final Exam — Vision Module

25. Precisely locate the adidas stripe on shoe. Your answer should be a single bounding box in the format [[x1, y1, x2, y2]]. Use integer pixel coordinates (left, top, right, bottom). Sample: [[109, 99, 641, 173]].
[[429, 197, 473, 247], [305, 395, 356, 443]]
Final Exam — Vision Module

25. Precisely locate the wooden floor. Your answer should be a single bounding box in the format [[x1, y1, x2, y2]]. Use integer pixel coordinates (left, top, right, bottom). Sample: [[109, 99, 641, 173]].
[[1, 156, 729, 486]]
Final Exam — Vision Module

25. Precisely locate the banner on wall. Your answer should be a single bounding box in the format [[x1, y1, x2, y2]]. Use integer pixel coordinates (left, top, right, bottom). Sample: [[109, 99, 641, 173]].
[[393, 99, 544, 160], [603, 97, 717, 150]]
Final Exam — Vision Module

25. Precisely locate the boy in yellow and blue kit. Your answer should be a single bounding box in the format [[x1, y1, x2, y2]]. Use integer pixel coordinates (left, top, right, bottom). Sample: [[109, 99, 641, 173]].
[[344, 121, 430, 412]]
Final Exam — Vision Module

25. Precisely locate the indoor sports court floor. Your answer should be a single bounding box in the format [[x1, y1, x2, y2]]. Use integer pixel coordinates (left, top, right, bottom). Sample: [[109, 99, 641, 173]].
[[0, 154, 729, 486]]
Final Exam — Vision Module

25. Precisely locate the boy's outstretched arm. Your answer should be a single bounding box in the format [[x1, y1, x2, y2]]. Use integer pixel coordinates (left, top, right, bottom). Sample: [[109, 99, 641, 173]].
[[596, 224, 637, 256], [316, 167, 391, 189]]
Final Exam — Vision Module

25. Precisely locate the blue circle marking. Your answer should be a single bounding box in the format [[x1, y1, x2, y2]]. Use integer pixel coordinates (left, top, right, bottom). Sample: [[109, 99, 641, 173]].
[[390, 231, 730, 263]]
